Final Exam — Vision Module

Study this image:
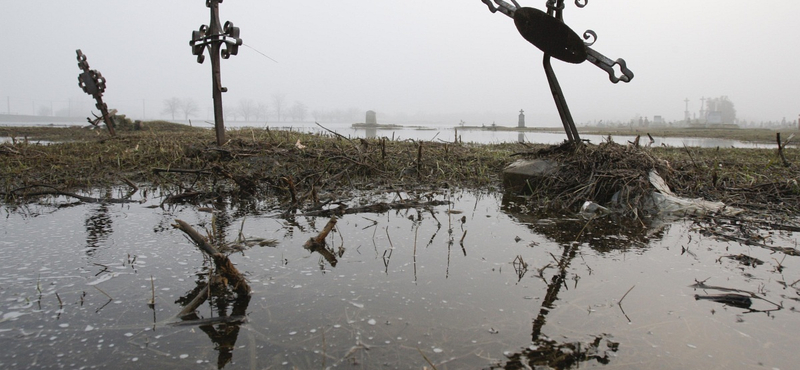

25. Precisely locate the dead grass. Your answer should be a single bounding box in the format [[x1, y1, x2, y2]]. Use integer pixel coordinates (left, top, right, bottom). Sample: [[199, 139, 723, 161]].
[[518, 141, 668, 217], [0, 123, 520, 204], [1, 124, 798, 217], [578, 126, 800, 144], [515, 139, 800, 217], [652, 145, 800, 214]]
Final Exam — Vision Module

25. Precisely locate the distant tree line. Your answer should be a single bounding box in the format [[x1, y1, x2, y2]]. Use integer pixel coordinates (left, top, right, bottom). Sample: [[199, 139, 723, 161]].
[[703, 96, 736, 125], [161, 94, 362, 123], [161, 97, 199, 122]]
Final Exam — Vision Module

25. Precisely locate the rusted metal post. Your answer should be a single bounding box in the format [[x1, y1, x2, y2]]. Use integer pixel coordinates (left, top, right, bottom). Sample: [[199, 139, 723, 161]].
[[544, 55, 579, 142], [76, 50, 116, 136], [190, 0, 242, 146]]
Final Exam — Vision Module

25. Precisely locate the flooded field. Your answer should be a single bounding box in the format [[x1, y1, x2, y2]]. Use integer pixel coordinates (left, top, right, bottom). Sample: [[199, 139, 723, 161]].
[[1, 120, 782, 148], [1, 190, 798, 369]]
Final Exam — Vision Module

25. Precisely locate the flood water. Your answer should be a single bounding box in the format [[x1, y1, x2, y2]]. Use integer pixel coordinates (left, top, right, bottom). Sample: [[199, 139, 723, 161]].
[[1, 190, 798, 369], [236, 122, 777, 148], [0, 120, 779, 148]]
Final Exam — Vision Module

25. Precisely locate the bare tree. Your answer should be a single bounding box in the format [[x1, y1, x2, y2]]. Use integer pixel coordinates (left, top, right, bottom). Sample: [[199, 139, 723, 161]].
[[290, 101, 308, 122], [223, 103, 236, 121], [180, 98, 199, 121], [161, 97, 182, 120], [37, 105, 52, 117], [716, 96, 736, 124], [238, 99, 256, 122], [256, 101, 269, 122], [705, 96, 737, 124], [345, 107, 360, 121], [272, 93, 287, 122], [311, 109, 323, 122]]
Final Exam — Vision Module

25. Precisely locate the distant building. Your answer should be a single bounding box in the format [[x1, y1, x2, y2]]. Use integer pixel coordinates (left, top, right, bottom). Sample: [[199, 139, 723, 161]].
[[653, 115, 664, 125], [518, 109, 525, 128]]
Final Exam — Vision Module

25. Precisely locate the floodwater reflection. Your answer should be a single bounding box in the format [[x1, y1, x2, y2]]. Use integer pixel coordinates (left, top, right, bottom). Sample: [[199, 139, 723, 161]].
[[495, 239, 619, 369], [176, 274, 251, 369], [85, 202, 113, 256], [501, 193, 669, 251], [1, 190, 799, 369]]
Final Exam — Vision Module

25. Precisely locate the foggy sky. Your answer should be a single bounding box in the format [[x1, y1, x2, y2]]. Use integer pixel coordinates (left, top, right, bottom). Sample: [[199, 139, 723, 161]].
[[1, 0, 798, 126]]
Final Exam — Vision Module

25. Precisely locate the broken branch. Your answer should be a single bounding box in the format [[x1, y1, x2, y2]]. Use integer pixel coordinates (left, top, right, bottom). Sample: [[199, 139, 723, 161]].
[[172, 219, 251, 296]]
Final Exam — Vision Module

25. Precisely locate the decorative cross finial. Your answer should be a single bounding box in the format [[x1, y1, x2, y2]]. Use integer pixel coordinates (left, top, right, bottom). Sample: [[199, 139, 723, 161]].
[[76, 50, 116, 136], [190, 0, 242, 145]]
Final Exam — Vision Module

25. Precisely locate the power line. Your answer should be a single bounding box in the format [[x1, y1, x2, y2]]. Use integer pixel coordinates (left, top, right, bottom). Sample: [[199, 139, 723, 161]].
[[242, 43, 278, 64]]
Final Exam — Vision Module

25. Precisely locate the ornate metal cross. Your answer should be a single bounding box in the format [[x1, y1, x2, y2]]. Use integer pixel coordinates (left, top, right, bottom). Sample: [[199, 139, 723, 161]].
[[190, 0, 242, 145], [481, 0, 634, 143], [76, 50, 116, 136]]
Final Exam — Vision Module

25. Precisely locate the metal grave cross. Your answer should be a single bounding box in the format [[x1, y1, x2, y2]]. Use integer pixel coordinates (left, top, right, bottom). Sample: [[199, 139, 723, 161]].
[[190, 0, 242, 145], [76, 50, 116, 136], [481, 0, 634, 143]]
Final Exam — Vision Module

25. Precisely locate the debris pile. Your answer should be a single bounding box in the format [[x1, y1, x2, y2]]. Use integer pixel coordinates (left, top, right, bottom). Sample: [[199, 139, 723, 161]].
[[507, 141, 672, 219]]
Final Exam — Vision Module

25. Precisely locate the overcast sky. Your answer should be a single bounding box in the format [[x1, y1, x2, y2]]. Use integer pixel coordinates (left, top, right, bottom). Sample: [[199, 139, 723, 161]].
[[1, 0, 798, 126]]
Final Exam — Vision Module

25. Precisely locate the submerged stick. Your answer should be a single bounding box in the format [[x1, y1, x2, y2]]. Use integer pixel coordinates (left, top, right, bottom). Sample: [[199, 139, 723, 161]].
[[460, 229, 467, 256], [304, 216, 338, 250], [617, 285, 635, 322], [177, 282, 210, 318], [121, 177, 138, 194], [417, 347, 438, 370], [173, 219, 219, 256], [8, 185, 137, 204], [618, 285, 635, 305], [94, 285, 113, 300], [172, 219, 251, 296], [148, 275, 155, 308]]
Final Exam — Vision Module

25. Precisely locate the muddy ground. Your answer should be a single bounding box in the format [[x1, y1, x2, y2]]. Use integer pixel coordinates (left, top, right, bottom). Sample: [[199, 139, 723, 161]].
[[1, 122, 798, 220]]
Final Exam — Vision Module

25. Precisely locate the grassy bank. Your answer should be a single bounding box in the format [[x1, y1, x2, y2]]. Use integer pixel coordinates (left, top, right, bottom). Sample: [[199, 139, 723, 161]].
[[0, 122, 515, 201], [458, 124, 799, 144], [1, 123, 798, 215], [579, 125, 799, 144]]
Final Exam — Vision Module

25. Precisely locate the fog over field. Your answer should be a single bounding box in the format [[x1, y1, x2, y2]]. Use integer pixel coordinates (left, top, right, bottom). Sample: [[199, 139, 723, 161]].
[[1, 1, 798, 126]]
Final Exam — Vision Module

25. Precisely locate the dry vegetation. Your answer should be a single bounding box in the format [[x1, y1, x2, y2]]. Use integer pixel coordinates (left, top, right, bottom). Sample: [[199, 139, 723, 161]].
[[572, 125, 800, 144], [515, 140, 800, 219], [1, 122, 798, 217], [0, 121, 514, 204]]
